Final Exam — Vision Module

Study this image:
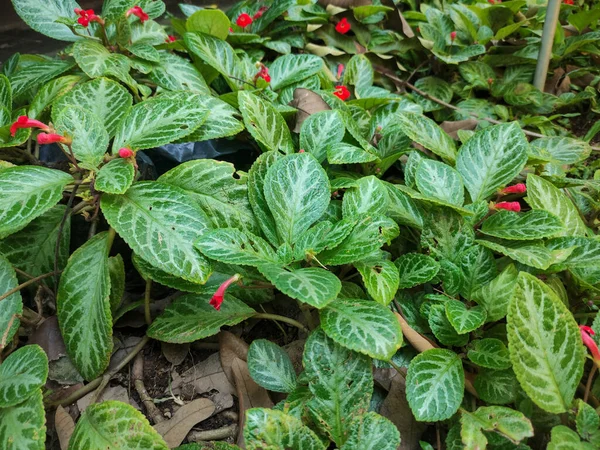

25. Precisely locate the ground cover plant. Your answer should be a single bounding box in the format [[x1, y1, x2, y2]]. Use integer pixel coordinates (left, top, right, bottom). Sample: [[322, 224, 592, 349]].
[[0, 0, 600, 448]]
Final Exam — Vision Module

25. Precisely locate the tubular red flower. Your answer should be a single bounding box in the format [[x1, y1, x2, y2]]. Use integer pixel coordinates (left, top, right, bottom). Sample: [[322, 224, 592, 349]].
[[75, 8, 103, 27], [254, 65, 270, 83], [493, 201, 521, 212], [10, 116, 49, 137], [118, 148, 135, 158], [333, 85, 351, 101], [37, 133, 71, 145], [166, 35, 177, 43], [209, 274, 241, 310], [450, 31, 457, 41], [335, 17, 351, 35], [253, 6, 268, 20], [501, 183, 527, 195], [336, 64, 345, 80], [236, 13, 253, 28], [580, 325, 600, 361], [126, 6, 149, 23], [564, 0, 574, 4]]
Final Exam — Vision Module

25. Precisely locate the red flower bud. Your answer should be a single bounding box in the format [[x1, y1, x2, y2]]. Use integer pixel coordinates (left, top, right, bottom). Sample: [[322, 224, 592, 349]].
[[236, 13, 253, 28], [564, 0, 574, 4], [9, 116, 50, 137], [126, 6, 149, 23], [253, 6, 268, 20], [299, 149, 305, 153], [37, 133, 71, 145], [118, 148, 135, 158], [335, 17, 351, 35], [209, 274, 241, 310], [333, 85, 351, 101], [450, 31, 457, 41], [337, 64, 345, 80], [501, 183, 527, 195], [580, 325, 600, 362], [166, 35, 177, 43], [493, 201, 521, 212]]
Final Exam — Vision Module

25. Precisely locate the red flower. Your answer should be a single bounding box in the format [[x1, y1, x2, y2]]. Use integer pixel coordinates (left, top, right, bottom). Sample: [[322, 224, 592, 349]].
[[254, 64, 271, 83], [501, 183, 527, 195], [9, 116, 49, 137], [166, 35, 177, 43], [335, 17, 351, 35], [333, 85, 351, 101], [450, 31, 457, 41], [253, 6, 268, 20], [488, 0, 501, 3], [126, 6, 149, 23], [236, 13, 253, 28], [74, 8, 103, 27], [493, 201, 521, 212], [209, 274, 241, 310], [580, 326, 600, 362], [564, 0, 574, 4], [118, 148, 135, 158], [37, 133, 71, 145], [336, 64, 345, 80]]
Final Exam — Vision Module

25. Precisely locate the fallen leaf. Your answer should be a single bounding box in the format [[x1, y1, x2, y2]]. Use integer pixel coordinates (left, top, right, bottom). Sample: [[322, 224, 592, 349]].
[[219, 331, 249, 385], [161, 342, 189, 366], [154, 398, 215, 448], [54, 405, 75, 450], [289, 88, 331, 133], [440, 119, 479, 139], [283, 339, 305, 375], [28, 316, 65, 361], [77, 385, 139, 413], [108, 336, 143, 371], [398, 9, 415, 38], [172, 352, 236, 398]]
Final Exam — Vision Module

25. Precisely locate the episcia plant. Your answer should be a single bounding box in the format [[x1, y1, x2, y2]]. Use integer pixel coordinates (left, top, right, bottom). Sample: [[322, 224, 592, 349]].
[[1, 0, 600, 448]]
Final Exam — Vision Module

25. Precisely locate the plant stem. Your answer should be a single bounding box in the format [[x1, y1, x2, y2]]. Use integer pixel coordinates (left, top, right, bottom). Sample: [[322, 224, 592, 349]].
[[584, 364, 597, 404], [54, 182, 80, 291], [253, 312, 309, 332], [144, 279, 152, 326], [0, 271, 62, 303], [106, 227, 117, 254], [47, 335, 150, 407], [533, 0, 561, 90], [296, 300, 317, 330]]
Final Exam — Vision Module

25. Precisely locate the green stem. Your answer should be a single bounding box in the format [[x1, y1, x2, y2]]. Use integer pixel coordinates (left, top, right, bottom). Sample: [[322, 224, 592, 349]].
[[106, 227, 117, 254], [0, 271, 62, 303], [533, 0, 561, 90], [296, 300, 317, 330], [253, 313, 309, 332], [144, 279, 152, 326]]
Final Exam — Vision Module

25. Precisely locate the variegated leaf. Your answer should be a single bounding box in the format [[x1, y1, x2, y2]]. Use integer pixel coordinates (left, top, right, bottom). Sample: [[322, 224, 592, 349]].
[[0, 345, 48, 407]]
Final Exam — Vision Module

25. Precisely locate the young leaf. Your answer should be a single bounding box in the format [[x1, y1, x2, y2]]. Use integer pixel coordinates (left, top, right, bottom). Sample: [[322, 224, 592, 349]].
[[458, 244, 497, 300], [195, 229, 278, 266], [247, 339, 297, 393], [396, 112, 456, 163], [526, 174, 587, 236], [445, 300, 487, 334], [293, 220, 354, 261], [327, 143, 378, 164], [395, 253, 440, 289], [94, 159, 135, 195], [57, 232, 112, 381], [269, 54, 323, 90], [507, 272, 584, 413], [176, 97, 243, 142], [468, 338, 511, 370], [258, 265, 340, 309], [0, 345, 48, 407], [415, 159, 464, 207], [428, 303, 469, 347], [0, 255, 23, 345], [456, 123, 528, 202], [147, 293, 255, 343], [100, 182, 212, 284], [473, 368, 518, 405], [303, 328, 372, 446], [68, 400, 169, 449], [547, 425, 596, 450], [354, 257, 399, 306], [264, 153, 330, 244], [320, 297, 402, 360], [149, 51, 210, 95], [342, 176, 389, 219], [481, 210, 564, 240], [477, 238, 559, 271], [11, 0, 78, 41], [238, 91, 295, 154], [0, 166, 72, 239], [73, 40, 131, 80], [340, 412, 401, 450], [300, 110, 345, 163], [413, 76, 453, 112], [0, 389, 46, 450], [406, 349, 464, 422], [460, 406, 533, 449], [186, 9, 230, 39], [244, 408, 326, 450]]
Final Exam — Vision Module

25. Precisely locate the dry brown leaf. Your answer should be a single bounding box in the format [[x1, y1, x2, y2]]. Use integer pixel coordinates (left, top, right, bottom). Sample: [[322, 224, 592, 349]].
[[28, 316, 66, 361], [154, 398, 215, 448], [289, 88, 331, 133], [398, 9, 415, 38], [380, 372, 427, 450], [283, 339, 305, 375], [172, 352, 236, 398], [566, 65, 595, 88], [54, 405, 75, 450], [219, 331, 249, 385], [440, 119, 479, 139], [161, 342, 189, 366], [395, 312, 436, 353], [77, 385, 139, 413]]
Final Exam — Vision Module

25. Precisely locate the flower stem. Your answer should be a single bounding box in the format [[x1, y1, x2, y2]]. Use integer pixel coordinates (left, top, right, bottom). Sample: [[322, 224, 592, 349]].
[[253, 312, 309, 332], [584, 364, 598, 404]]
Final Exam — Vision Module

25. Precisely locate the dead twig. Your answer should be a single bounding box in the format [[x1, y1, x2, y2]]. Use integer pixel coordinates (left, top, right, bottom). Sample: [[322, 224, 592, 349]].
[[133, 352, 165, 424]]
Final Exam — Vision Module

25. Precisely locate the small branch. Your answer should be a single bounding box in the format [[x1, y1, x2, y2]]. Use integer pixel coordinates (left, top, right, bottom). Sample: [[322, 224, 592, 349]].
[[133, 352, 164, 423], [584, 364, 597, 404], [0, 271, 62, 303], [187, 424, 238, 442], [253, 313, 309, 332]]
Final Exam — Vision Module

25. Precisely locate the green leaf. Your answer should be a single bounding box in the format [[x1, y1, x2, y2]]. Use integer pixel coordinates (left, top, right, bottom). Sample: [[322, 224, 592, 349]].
[[477, 238, 560, 270], [158, 159, 257, 232], [147, 293, 254, 343], [472, 264, 518, 322], [568, 7, 600, 33], [406, 349, 464, 422], [55, 105, 109, 170], [0, 255, 23, 344], [327, 143, 377, 164], [445, 300, 486, 334], [29, 75, 81, 119], [340, 412, 401, 450], [100, 182, 212, 284], [112, 94, 208, 152], [247, 339, 297, 393], [385, 183, 424, 229], [244, 408, 326, 450], [526, 174, 587, 237], [57, 232, 112, 381], [481, 210, 564, 240], [342, 176, 389, 219], [130, 19, 167, 45], [95, 159, 135, 195], [468, 338, 511, 370], [576, 399, 600, 441], [0, 389, 46, 450], [149, 51, 210, 95], [108, 254, 125, 313], [195, 229, 278, 266], [132, 253, 205, 294], [0, 75, 11, 110], [11, 0, 79, 41], [102, 0, 136, 21], [396, 112, 456, 163], [0, 345, 47, 408], [259, 265, 340, 309], [238, 91, 295, 154], [548, 425, 596, 450], [459, 61, 496, 88], [416, 159, 464, 206], [428, 303, 469, 347], [530, 136, 591, 165], [73, 40, 130, 80], [343, 55, 373, 90], [176, 97, 243, 142], [127, 43, 160, 63], [303, 328, 372, 446], [474, 368, 518, 405], [264, 153, 329, 244], [0, 166, 72, 239], [248, 152, 281, 247], [68, 400, 169, 449], [507, 272, 584, 413], [354, 257, 399, 306], [395, 253, 440, 289], [320, 297, 402, 360], [460, 406, 533, 449], [269, 54, 323, 90], [52, 77, 133, 138], [456, 123, 528, 202], [300, 110, 345, 163], [458, 244, 497, 299], [413, 77, 453, 112], [9, 59, 74, 100], [186, 9, 230, 39]]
